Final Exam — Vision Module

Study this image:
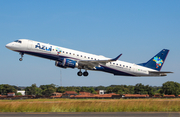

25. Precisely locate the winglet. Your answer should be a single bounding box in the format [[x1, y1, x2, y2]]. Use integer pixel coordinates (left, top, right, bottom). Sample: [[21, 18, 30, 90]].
[[111, 54, 122, 61]]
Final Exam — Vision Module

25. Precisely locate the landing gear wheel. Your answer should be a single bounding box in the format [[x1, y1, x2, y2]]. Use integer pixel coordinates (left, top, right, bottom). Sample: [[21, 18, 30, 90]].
[[77, 71, 83, 76], [19, 52, 24, 61], [83, 71, 89, 76], [19, 58, 23, 61]]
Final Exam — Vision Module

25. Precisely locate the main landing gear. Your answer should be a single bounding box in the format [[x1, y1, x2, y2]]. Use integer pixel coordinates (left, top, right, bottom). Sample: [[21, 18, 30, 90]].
[[19, 52, 24, 61], [77, 69, 89, 76]]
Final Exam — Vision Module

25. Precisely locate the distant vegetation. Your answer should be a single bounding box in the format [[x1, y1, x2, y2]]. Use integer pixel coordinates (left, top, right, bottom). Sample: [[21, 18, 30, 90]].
[[0, 81, 180, 96]]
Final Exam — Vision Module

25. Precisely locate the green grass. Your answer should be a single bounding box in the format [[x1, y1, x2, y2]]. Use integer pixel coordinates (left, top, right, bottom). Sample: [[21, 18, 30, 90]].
[[0, 98, 180, 112]]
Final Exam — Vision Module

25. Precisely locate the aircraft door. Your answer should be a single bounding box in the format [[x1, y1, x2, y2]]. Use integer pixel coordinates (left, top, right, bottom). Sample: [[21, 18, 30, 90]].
[[132, 64, 137, 73], [27, 40, 33, 50]]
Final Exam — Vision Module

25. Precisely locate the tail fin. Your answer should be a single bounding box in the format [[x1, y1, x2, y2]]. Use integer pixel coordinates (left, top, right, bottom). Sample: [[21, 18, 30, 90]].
[[138, 49, 169, 71]]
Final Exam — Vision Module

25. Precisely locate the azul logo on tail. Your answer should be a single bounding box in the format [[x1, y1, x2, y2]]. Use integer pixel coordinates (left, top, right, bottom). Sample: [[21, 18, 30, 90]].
[[153, 56, 163, 68], [138, 49, 169, 71]]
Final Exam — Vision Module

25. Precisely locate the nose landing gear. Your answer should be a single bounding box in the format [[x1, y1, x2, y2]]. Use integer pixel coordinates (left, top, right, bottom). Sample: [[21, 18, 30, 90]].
[[19, 52, 24, 61]]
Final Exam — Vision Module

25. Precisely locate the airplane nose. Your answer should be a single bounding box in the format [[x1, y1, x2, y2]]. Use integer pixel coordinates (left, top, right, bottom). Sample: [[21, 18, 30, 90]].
[[6, 44, 9, 48], [6, 43, 11, 49]]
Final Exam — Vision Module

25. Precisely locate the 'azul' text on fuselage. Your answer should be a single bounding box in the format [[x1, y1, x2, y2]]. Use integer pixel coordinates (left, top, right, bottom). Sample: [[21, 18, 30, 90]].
[[35, 43, 52, 51]]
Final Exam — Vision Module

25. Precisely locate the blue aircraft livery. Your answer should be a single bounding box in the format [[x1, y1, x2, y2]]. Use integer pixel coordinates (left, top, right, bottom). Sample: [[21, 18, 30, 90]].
[[35, 43, 52, 51]]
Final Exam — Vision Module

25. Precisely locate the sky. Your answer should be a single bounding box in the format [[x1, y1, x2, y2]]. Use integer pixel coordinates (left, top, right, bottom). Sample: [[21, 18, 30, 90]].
[[0, 0, 179, 87]]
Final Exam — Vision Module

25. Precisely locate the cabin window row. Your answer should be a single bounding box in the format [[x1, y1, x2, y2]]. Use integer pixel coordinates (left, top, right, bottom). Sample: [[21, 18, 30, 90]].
[[60, 51, 99, 60], [110, 62, 131, 68]]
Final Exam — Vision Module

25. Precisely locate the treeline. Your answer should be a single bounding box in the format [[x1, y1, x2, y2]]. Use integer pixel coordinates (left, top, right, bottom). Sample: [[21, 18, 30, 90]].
[[0, 81, 180, 96]]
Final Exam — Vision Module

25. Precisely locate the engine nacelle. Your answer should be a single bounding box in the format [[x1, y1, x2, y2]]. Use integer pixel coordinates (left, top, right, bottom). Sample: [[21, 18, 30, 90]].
[[55, 58, 78, 68]]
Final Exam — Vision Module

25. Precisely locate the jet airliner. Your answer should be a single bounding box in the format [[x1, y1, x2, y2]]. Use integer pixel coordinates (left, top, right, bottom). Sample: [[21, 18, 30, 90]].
[[6, 39, 172, 77]]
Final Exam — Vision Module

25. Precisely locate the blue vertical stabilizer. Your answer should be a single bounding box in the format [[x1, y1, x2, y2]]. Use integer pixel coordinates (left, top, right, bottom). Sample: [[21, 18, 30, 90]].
[[138, 49, 169, 71]]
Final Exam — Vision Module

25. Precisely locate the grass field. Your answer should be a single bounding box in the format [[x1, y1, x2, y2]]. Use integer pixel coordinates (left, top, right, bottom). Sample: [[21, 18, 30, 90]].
[[0, 98, 180, 112]]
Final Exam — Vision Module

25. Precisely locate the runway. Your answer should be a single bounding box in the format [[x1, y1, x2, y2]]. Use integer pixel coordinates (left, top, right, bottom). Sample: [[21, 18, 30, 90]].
[[0, 112, 179, 117]]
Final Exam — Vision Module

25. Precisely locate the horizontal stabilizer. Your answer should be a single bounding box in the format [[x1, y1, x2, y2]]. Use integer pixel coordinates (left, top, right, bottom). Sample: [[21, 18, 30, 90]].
[[149, 71, 173, 76], [149, 71, 173, 74]]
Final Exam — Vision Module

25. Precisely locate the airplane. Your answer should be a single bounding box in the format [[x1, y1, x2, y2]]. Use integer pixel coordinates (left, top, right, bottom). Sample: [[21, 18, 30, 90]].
[[6, 39, 173, 77]]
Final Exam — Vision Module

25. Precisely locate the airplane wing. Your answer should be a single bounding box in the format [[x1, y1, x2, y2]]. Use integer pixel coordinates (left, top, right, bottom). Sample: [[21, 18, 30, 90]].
[[78, 54, 122, 69]]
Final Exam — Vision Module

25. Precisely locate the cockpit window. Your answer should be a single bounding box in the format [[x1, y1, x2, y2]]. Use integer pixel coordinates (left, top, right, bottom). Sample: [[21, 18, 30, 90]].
[[14, 40, 22, 43]]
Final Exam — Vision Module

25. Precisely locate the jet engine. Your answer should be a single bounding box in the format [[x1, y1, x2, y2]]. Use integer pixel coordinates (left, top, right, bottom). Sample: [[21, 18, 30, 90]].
[[55, 58, 78, 68]]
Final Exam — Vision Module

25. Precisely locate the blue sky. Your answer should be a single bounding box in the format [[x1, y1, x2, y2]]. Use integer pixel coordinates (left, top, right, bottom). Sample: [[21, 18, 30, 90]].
[[0, 0, 179, 87]]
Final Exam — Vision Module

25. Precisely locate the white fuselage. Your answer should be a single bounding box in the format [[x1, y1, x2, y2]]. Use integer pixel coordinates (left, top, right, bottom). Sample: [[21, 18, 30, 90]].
[[6, 39, 164, 77]]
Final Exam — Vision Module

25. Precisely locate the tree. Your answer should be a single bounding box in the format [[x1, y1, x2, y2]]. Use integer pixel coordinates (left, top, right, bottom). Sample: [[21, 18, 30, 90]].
[[106, 87, 113, 93], [65, 87, 76, 91], [146, 86, 155, 95], [94, 86, 106, 90], [153, 86, 162, 94], [25, 84, 42, 96], [122, 87, 130, 94], [161, 81, 180, 96], [40, 84, 56, 96], [112, 86, 122, 94], [56, 87, 65, 93], [80, 87, 88, 92], [74, 87, 81, 93], [87, 87, 96, 94], [128, 86, 135, 94], [134, 83, 155, 95], [16, 92, 22, 96], [0, 84, 17, 95]]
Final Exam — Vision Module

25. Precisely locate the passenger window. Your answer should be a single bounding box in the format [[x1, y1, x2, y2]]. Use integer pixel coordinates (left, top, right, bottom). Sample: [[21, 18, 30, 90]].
[[91, 58, 93, 60], [66, 52, 68, 54], [88, 57, 90, 59], [81, 55, 82, 57], [123, 65, 125, 67], [69, 53, 71, 55], [116, 64, 118, 65], [84, 56, 86, 58]]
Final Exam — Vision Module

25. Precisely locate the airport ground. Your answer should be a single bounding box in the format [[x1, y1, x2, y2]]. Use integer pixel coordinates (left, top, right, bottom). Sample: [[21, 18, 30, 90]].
[[0, 112, 180, 117], [0, 98, 180, 112]]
